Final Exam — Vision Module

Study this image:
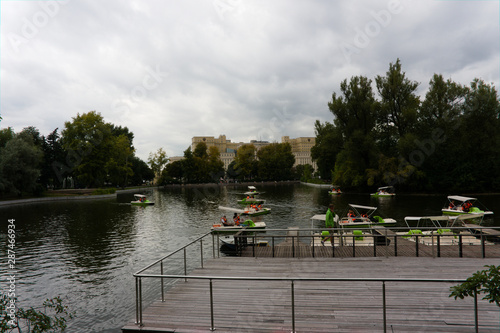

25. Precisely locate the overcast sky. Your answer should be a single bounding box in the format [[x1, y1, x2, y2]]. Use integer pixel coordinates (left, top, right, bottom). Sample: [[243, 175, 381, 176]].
[[1, 0, 499, 161]]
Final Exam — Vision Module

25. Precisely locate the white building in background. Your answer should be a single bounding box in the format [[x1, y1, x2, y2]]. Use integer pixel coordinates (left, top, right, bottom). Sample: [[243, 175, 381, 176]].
[[170, 135, 316, 170]]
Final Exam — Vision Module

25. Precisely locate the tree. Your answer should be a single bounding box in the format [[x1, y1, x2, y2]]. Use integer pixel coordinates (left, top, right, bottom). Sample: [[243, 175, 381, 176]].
[[0, 133, 43, 196], [450, 264, 500, 328], [310, 120, 343, 180], [256, 142, 295, 180], [327, 75, 380, 189], [207, 146, 224, 181], [61, 111, 114, 188], [0, 294, 75, 333], [0, 127, 15, 150], [40, 128, 65, 189], [375, 58, 420, 154], [129, 156, 155, 186], [105, 135, 134, 187], [148, 148, 169, 184], [234, 144, 257, 180]]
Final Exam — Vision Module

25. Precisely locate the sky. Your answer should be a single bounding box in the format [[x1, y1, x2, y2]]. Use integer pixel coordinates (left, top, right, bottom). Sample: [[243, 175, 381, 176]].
[[1, 0, 499, 161]]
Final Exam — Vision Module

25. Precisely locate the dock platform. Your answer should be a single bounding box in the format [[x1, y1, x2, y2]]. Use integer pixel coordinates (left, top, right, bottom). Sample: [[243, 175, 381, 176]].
[[122, 256, 500, 332]]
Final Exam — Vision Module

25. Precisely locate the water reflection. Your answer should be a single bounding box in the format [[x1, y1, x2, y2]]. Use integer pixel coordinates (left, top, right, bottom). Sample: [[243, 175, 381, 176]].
[[0, 184, 499, 332]]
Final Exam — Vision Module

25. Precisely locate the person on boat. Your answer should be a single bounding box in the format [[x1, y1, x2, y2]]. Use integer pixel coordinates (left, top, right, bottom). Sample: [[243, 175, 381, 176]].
[[449, 200, 456, 210], [321, 204, 335, 246], [221, 215, 232, 226], [348, 210, 356, 218], [233, 213, 241, 226]]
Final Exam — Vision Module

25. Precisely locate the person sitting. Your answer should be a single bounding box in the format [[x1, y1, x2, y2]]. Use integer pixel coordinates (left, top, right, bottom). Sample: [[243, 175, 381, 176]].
[[449, 200, 456, 210], [348, 210, 356, 218], [221, 215, 232, 226], [233, 213, 241, 226]]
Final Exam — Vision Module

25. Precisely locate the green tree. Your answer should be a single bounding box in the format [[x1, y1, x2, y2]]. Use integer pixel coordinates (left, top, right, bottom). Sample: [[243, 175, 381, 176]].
[[0, 127, 15, 150], [207, 146, 224, 181], [161, 159, 184, 184], [148, 148, 169, 184], [61, 111, 114, 188], [105, 135, 134, 187], [0, 132, 43, 196], [234, 144, 257, 180], [375, 58, 420, 155], [310, 120, 343, 180], [450, 264, 500, 328], [129, 156, 155, 186], [40, 128, 65, 189], [0, 294, 75, 333], [327, 75, 380, 189], [256, 142, 295, 180]]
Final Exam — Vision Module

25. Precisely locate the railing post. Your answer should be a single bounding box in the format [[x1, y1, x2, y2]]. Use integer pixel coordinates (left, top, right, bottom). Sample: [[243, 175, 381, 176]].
[[210, 279, 215, 331], [394, 235, 397, 257], [415, 235, 419, 257], [292, 235, 295, 258], [373, 234, 377, 257], [138, 277, 143, 326], [135, 276, 140, 324], [474, 286, 478, 333], [437, 235, 441, 258], [352, 235, 356, 257], [332, 235, 335, 257], [184, 248, 188, 282], [382, 281, 387, 333], [200, 238, 204, 268], [458, 235, 463, 258], [213, 233, 217, 258], [291, 280, 296, 333], [312, 234, 315, 258], [252, 235, 256, 257], [480, 229, 485, 258], [272, 236, 275, 257], [161, 261, 165, 302]]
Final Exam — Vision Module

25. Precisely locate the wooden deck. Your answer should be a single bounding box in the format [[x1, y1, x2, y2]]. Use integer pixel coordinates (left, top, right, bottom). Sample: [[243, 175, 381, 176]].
[[122, 256, 500, 333]]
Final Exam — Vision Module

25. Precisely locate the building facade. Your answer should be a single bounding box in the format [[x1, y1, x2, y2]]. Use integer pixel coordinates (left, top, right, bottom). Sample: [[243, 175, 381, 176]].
[[184, 134, 316, 170]]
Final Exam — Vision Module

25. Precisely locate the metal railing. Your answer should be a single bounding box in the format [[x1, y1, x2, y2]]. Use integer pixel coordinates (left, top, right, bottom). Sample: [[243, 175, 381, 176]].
[[133, 272, 484, 333], [231, 226, 500, 258], [132, 226, 499, 332]]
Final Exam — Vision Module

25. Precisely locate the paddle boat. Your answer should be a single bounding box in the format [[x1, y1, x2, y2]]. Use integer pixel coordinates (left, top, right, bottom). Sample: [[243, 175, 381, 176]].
[[219, 235, 269, 251], [328, 185, 342, 195], [338, 204, 397, 228], [211, 219, 266, 233], [442, 195, 493, 216], [243, 185, 260, 196], [237, 196, 266, 205], [398, 213, 493, 246], [218, 205, 271, 217], [131, 194, 154, 206], [310, 206, 394, 247], [370, 186, 395, 198]]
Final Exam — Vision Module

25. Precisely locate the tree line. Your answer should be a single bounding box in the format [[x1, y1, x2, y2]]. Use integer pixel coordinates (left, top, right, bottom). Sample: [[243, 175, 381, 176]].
[[0, 111, 154, 197], [312, 59, 500, 193], [159, 141, 302, 184]]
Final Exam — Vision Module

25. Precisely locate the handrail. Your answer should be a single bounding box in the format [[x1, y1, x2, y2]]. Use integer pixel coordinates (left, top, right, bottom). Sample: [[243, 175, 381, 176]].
[[134, 231, 213, 275], [132, 226, 499, 331], [133, 272, 480, 332]]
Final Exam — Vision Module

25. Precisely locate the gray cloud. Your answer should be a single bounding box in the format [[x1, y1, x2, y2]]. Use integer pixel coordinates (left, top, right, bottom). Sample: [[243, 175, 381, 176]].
[[1, 0, 498, 160]]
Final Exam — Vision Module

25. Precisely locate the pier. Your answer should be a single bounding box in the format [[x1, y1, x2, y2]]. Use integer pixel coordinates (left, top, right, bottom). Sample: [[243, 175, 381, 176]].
[[122, 227, 500, 333]]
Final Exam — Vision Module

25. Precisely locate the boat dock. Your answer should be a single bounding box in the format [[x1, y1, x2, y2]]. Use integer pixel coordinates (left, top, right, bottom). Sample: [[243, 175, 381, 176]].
[[122, 228, 500, 333]]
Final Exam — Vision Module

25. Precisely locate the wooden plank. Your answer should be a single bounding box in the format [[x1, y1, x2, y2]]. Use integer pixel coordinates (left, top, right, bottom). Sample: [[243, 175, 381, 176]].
[[123, 257, 500, 333]]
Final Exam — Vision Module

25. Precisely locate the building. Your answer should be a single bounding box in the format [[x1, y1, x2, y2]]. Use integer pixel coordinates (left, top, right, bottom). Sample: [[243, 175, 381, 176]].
[[187, 135, 316, 171]]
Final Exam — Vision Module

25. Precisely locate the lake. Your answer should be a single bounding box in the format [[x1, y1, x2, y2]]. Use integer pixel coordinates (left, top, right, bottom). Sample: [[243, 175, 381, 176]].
[[0, 183, 499, 332]]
